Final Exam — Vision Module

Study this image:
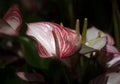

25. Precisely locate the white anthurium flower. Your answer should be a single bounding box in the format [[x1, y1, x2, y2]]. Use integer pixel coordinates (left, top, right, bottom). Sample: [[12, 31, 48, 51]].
[[80, 37, 107, 57], [86, 27, 120, 68], [0, 4, 22, 36], [85, 36, 107, 50], [79, 27, 108, 55], [86, 27, 114, 45], [26, 22, 81, 59]]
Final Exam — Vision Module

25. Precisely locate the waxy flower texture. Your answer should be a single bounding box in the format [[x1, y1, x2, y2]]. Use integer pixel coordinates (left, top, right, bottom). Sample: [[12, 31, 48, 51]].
[[26, 22, 81, 59], [0, 4, 22, 36]]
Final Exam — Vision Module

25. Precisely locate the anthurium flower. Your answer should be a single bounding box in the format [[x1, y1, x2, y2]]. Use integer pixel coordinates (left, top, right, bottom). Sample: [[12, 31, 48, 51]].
[[85, 37, 106, 51], [79, 27, 107, 54], [106, 45, 120, 67], [98, 44, 120, 68], [86, 27, 114, 46], [0, 4, 22, 36], [81, 26, 116, 52], [86, 27, 120, 68], [26, 22, 80, 59]]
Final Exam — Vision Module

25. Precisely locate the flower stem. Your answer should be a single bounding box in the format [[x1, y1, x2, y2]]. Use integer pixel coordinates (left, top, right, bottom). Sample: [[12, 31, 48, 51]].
[[64, 0, 74, 28], [112, 0, 120, 50], [80, 55, 84, 67], [60, 61, 71, 84]]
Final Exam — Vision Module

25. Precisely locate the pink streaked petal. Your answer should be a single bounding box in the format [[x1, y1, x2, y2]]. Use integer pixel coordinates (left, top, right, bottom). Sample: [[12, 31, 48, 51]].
[[0, 19, 17, 35], [2, 4, 22, 35], [105, 33, 114, 45], [37, 42, 52, 58], [51, 23, 80, 58], [87, 27, 114, 45], [27, 22, 56, 58], [107, 54, 120, 67], [105, 45, 120, 67], [26, 22, 80, 58], [106, 45, 119, 54]]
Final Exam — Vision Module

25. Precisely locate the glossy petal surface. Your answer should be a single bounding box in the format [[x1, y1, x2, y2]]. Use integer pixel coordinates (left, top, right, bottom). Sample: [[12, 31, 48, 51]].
[[87, 27, 114, 45], [0, 4, 22, 35], [106, 45, 120, 67], [26, 22, 80, 58], [86, 37, 106, 50]]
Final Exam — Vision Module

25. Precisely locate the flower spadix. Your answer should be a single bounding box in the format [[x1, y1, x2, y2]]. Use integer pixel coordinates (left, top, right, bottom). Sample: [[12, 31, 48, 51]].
[[79, 18, 107, 54], [0, 4, 22, 36], [26, 22, 81, 59]]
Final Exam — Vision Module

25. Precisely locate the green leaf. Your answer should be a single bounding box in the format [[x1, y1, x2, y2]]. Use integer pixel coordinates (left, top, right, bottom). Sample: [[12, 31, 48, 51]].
[[0, 68, 28, 84], [19, 36, 52, 70]]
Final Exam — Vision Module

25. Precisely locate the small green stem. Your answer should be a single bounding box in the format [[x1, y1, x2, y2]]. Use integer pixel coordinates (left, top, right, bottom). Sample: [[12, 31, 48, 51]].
[[63, 66, 71, 84], [80, 55, 84, 67], [64, 0, 74, 28], [112, 0, 120, 50], [79, 54, 85, 83], [60, 61, 71, 84]]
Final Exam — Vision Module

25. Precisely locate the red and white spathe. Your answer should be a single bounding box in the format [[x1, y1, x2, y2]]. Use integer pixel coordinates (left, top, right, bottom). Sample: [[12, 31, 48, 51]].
[[26, 22, 81, 59], [0, 4, 22, 36]]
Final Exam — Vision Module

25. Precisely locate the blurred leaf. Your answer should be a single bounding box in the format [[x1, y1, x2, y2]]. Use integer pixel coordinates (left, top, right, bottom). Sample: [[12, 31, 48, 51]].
[[0, 68, 28, 84], [54, 0, 74, 28], [16, 72, 45, 83], [48, 60, 68, 84], [89, 73, 107, 84], [0, 55, 19, 68], [19, 36, 52, 70], [61, 54, 79, 68], [78, 56, 103, 84]]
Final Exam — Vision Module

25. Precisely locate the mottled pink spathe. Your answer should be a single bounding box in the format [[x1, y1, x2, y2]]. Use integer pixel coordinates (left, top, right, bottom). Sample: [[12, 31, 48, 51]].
[[0, 4, 22, 35], [106, 45, 120, 67], [26, 22, 80, 59]]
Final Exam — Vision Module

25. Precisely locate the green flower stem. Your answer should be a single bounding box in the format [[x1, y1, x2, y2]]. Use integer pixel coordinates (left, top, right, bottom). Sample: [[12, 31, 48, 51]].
[[60, 61, 71, 84], [79, 18, 88, 82], [80, 55, 84, 67], [79, 54, 85, 84], [112, 0, 120, 50], [67, 2, 74, 28], [63, 66, 71, 84], [64, 0, 74, 28]]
